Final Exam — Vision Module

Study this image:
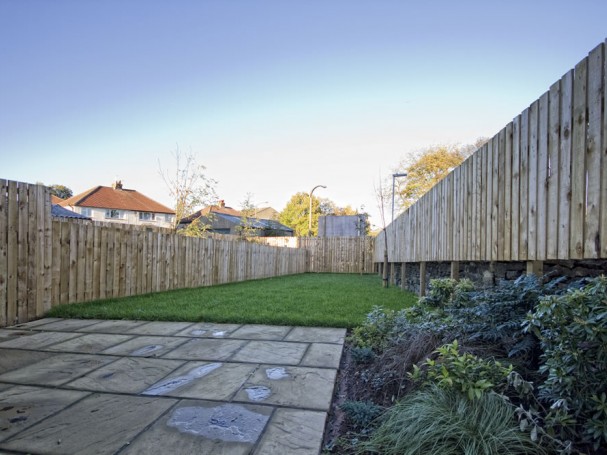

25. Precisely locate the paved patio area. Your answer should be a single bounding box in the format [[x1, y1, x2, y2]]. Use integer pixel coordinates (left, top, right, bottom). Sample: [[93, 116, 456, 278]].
[[0, 318, 346, 454]]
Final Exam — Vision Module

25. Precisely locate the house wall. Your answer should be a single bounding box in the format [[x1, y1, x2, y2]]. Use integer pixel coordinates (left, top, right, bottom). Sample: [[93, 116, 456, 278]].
[[72, 207, 174, 229]]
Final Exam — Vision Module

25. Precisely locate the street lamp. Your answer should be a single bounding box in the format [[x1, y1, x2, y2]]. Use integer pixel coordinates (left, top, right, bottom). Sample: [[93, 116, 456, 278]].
[[309, 184, 327, 236], [391, 173, 407, 226]]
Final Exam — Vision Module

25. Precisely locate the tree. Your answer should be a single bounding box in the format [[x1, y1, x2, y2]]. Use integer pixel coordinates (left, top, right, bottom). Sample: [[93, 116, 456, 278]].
[[236, 192, 258, 238], [394, 139, 488, 211], [158, 147, 217, 231], [49, 184, 73, 200]]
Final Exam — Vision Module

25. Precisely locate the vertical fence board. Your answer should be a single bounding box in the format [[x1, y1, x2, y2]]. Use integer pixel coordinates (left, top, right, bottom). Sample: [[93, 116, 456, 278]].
[[528, 100, 539, 260], [602, 38, 607, 257], [0, 180, 7, 327], [570, 57, 588, 258], [504, 123, 513, 261], [559, 70, 574, 259], [547, 80, 561, 259], [511, 115, 521, 259], [537, 92, 549, 260], [520, 108, 530, 259], [26, 184, 37, 322], [497, 129, 506, 261], [584, 44, 604, 258]]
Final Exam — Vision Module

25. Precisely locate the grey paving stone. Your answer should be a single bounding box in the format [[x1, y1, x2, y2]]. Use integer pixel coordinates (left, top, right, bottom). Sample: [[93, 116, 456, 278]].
[[174, 323, 242, 338], [300, 343, 344, 368], [231, 340, 308, 365], [255, 408, 327, 455], [284, 327, 347, 344], [229, 325, 292, 340], [46, 333, 134, 354], [162, 338, 247, 361], [66, 357, 184, 394], [78, 319, 148, 334], [235, 365, 337, 411], [0, 393, 176, 455], [121, 400, 273, 455], [31, 318, 103, 332], [124, 321, 194, 336], [0, 385, 89, 442], [0, 349, 54, 375], [0, 353, 116, 386], [141, 361, 257, 400], [0, 331, 82, 350], [7, 318, 62, 329], [0, 329, 32, 341], [101, 336, 188, 357]]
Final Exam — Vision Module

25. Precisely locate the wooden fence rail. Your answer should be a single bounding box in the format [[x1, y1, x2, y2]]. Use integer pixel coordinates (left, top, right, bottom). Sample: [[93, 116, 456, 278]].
[[376, 40, 607, 264]]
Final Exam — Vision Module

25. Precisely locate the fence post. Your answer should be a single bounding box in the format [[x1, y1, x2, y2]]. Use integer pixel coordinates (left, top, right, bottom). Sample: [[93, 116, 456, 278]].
[[400, 262, 407, 291], [419, 261, 427, 296], [526, 260, 543, 277], [450, 261, 460, 280]]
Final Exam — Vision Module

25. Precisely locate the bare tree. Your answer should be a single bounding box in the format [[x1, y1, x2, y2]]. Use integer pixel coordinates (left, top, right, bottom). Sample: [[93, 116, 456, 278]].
[[158, 146, 217, 231]]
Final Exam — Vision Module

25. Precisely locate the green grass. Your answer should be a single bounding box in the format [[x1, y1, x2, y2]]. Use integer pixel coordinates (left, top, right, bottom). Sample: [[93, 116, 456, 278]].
[[46, 273, 417, 328]]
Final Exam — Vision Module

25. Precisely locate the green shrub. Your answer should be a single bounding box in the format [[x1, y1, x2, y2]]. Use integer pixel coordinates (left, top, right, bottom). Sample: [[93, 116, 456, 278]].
[[360, 386, 547, 455], [349, 306, 398, 350], [524, 276, 607, 451], [340, 400, 383, 433], [420, 278, 458, 307], [409, 340, 513, 400]]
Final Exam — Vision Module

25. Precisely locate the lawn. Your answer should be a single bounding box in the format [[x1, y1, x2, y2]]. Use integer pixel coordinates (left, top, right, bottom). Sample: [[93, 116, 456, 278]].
[[46, 273, 417, 328]]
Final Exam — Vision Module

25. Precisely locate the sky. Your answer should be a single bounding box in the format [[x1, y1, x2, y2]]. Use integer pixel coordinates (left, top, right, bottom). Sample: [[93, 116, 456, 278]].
[[1, 0, 606, 230]]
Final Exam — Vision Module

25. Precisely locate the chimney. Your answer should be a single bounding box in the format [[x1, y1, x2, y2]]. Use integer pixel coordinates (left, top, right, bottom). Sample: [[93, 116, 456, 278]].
[[112, 180, 123, 190], [219, 200, 225, 208]]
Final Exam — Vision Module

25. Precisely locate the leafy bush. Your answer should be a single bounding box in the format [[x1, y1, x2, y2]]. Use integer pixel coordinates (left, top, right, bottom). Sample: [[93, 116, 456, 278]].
[[420, 278, 458, 307], [524, 276, 607, 451], [409, 340, 513, 400], [340, 400, 383, 433], [360, 386, 547, 455], [349, 306, 399, 350]]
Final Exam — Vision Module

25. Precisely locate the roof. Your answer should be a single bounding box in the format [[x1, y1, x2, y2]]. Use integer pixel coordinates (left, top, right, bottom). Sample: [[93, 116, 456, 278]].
[[59, 185, 174, 214], [182, 204, 241, 223], [51, 204, 91, 220], [254, 207, 279, 220], [215, 213, 294, 233], [51, 195, 64, 204]]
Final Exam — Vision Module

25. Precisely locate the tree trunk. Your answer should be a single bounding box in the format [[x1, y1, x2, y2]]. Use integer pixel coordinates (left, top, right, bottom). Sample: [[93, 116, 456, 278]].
[[382, 228, 389, 288]]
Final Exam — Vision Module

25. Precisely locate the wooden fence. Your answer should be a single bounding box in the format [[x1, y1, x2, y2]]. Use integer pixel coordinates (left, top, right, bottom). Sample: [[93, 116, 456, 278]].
[[376, 40, 607, 264], [261, 236, 375, 273], [0, 179, 307, 327]]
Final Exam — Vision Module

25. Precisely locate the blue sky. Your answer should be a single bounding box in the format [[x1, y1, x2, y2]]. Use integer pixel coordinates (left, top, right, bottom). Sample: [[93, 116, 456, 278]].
[[1, 0, 606, 229]]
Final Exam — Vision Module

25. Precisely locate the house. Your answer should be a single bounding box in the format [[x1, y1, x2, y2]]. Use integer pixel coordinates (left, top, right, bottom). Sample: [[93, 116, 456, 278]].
[[59, 181, 175, 228], [181, 201, 293, 236], [254, 207, 279, 221]]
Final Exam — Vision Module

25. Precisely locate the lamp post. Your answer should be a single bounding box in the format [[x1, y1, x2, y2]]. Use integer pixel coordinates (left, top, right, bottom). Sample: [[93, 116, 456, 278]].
[[391, 173, 407, 226], [308, 185, 327, 237]]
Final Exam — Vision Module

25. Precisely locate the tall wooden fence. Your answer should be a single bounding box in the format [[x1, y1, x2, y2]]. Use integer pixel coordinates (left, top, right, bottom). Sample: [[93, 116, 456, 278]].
[[261, 236, 375, 273], [376, 40, 607, 264], [0, 179, 306, 327]]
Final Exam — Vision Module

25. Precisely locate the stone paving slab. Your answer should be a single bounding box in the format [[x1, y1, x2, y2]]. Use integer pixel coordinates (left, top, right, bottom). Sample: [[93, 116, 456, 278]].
[[236, 365, 337, 411], [0, 318, 347, 454], [231, 340, 309, 365], [1, 393, 177, 454], [101, 335, 188, 357], [174, 322, 242, 338], [0, 385, 90, 442], [66, 357, 185, 394], [46, 333, 134, 354], [0, 353, 116, 386]]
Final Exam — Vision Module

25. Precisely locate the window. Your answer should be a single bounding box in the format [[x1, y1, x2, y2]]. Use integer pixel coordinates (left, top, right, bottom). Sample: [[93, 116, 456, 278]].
[[164, 214, 173, 223], [105, 209, 123, 219], [80, 207, 92, 217], [139, 212, 156, 221]]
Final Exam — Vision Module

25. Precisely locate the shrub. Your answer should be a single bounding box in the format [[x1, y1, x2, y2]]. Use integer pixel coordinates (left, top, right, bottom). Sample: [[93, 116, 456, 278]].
[[409, 340, 513, 400], [349, 306, 398, 351], [340, 400, 383, 433], [524, 276, 607, 451], [360, 386, 547, 455]]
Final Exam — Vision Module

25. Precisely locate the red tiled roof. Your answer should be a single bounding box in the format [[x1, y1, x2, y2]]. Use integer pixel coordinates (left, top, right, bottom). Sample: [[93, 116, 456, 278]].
[[50, 195, 64, 204], [59, 185, 174, 214]]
